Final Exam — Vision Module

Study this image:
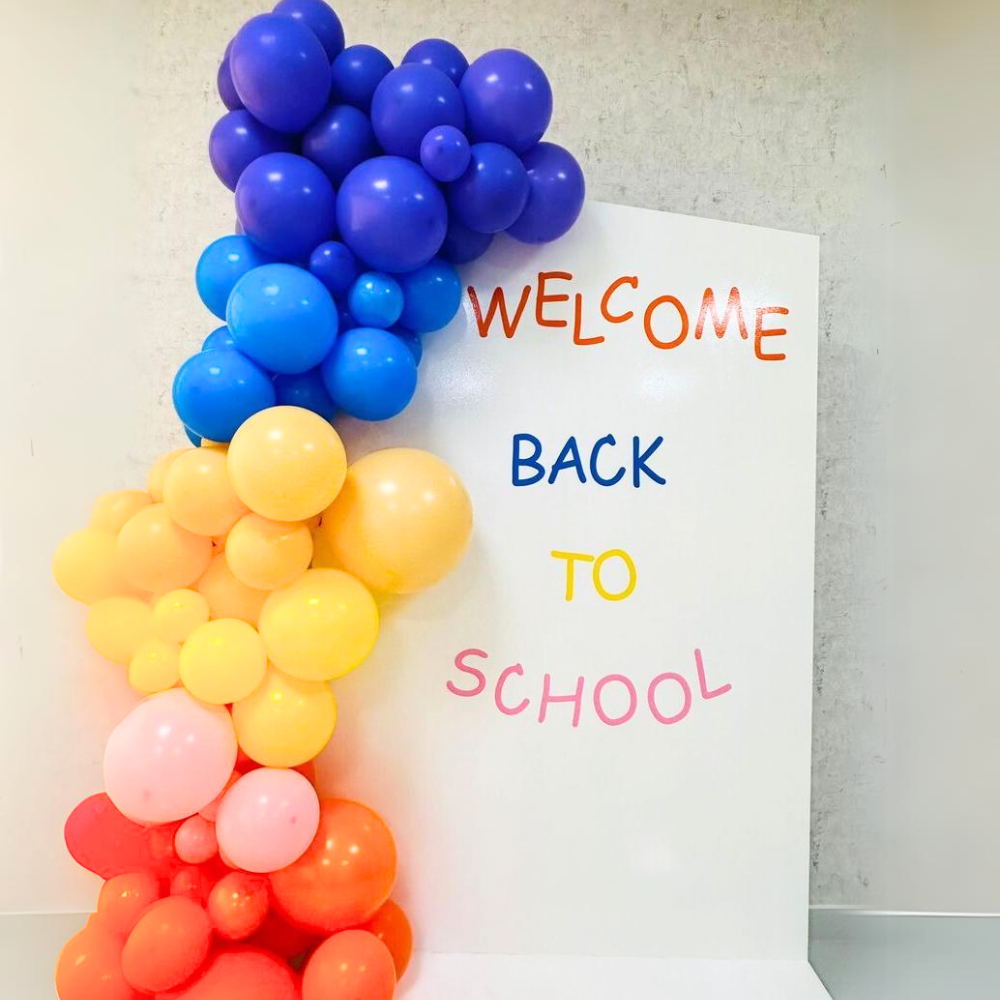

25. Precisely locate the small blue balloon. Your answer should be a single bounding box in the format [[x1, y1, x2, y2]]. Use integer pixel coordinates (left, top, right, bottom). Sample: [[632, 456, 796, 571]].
[[196, 235, 273, 320], [448, 142, 529, 234], [370, 64, 465, 161], [390, 325, 423, 365], [236, 152, 336, 261], [329, 44, 393, 111], [347, 272, 404, 328], [302, 104, 379, 185], [218, 41, 242, 110], [227, 263, 338, 374], [184, 425, 203, 447], [173, 349, 276, 442], [337, 302, 356, 334], [273, 367, 338, 422], [202, 326, 236, 351], [507, 142, 586, 244], [272, 0, 345, 60], [402, 38, 468, 85], [209, 110, 293, 191], [397, 258, 462, 332], [309, 241, 358, 297], [321, 326, 418, 420], [440, 218, 493, 264], [420, 125, 470, 182]]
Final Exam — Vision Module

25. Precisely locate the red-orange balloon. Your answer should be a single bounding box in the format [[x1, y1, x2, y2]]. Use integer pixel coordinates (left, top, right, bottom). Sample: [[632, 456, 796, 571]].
[[208, 872, 270, 940], [270, 800, 396, 935], [97, 871, 161, 939], [249, 908, 320, 961], [359, 900, 412, 980], [174, 948, 298, 1000], [55, 923, 138, 1000], [121, 896, 211, 993], [302, 931, 395, 1000]]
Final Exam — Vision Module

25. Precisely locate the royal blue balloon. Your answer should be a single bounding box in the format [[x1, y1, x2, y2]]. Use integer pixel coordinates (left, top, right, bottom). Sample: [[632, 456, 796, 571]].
[[209, 110, 293, 191], [460, 49, 552, 153], [397, 258, 461, 333], [419, 125, 470, 182], [448, 142, 529, 234], [370, 64, 465, 161], [439, 218, 493, 264], [507, 142, 586, 244], [302, 104, 379, 185], [336, 156, 448, 273], [230, 14, 330, 132], [218, 42, 242, 110], [202, 326, 236, 351], [227, 263, 338, 374], [173, 349, 276, 442], [337, 302, 356, 334], [347, 272, 404, 328], [196, 235, 273, 319], [272, 0, 344, 60], [329, 44, 393, 111], [184, 426, 203, 447], [390, 326, 423, 365], [309, 240, 358, 297], [273, 367, 338, 422], [321, 326, 418, 420], [236, 152, 336, 261], [402, 38, 468, 85]]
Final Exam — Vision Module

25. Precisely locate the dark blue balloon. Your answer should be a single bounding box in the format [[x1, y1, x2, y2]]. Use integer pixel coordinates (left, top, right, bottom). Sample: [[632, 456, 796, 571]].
[[321, 326, 418, 420], [184, 425, 203, 446], [336, 156, 448, 273], [202, 326, 236, 351], [419, 125, 470, 182], [402, 38, 468, 85], [448, 142, 529, 234], [309, 241, 358, 297], [370, 64, 465, 160], [460, 49, 552, 153], [218, 42, 242, 110], [390, 326, 423, 365], [209, 110, 294, 191], [173, 349, 276, 442], [230, 14, 330, 132], [398, 258, 462, 332], [439, 218, 493, 264], [196, 235, 273, 319], [337, 302, 356, 334], [329, 44, 393, 111], [273, 367, 338, 422], [272, 0, 345, 60], [302, 104, 379, 185], [347, 272, 404, 328], [507, 142, 586, 244], [236, 152, 337, 261]]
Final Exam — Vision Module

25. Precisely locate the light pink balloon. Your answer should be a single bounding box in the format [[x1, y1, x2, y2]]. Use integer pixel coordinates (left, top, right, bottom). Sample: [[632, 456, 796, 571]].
[[215, 768, 320, 873], [103, 689, 237, 824], [175, 814, 219, 864]]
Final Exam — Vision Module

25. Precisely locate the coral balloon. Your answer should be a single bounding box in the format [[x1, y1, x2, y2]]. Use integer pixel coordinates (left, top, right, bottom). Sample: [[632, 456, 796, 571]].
[[250, 909, 320, 960], [179, 618, 267, 704], [196, 553, 268, 625], [360, 900, 413, 979], [207, 872, 270, 940], [53, 528, 133, 603], [86, 597, 156, 665], [90, 490, 152, 534], [164, 447, 248, 537], [302, 930, 396, 1000], [174, 815, 218, 864], [153, 589, 211, 643], [121, 896, 211, 993], [55, 923, 136, 1000], [128, 637, 181, 694], [225, 514, 313, 590], [116, 504, 212, 593], [97, 872, 162, 939], [170, 948, 298, 1000]]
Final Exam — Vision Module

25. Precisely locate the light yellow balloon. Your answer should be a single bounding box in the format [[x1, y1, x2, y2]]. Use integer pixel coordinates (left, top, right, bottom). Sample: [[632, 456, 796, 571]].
[[90, 490, 152, 534], [153, 589, 210, 643], [53, 527, 132, 604], [257, 568, 378, 681], [321, 448, 473, 594], [227, 406, 347, 521], [116, 503, 213, 593], [232, 665, 337, 766], [225, 514, 313, 590], [128, 637, 181, 694], [163, 447, 248, 537], [195, 553, 268, 626], [179, 618, 267, 704], [86, 596, 155, 665], [147, 448, 191, 502]]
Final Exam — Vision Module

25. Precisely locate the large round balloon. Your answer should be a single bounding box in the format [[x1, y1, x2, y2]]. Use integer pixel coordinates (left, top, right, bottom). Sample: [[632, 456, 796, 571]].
[[448, 142, 529, 234], [273, 0, 345, 60], [507, 141, 586, 244], [196, 235, 273, 319], [302, 104, 379, 185], [207, 871, 270, 941], [398, 258, 462, 332], [321, 326, 418, 421], [97, 871, 161, 939], [116, 502, 212, 592], [121, 896, 212, 993], [329, 43, 393, 110], [170, 948, 298, 1000], [301, 931, 396, 1000], [402, 37, 468, 84], [209, 110, 293, 192], [55, 924, 134, 1000], [164, 446, 247, 537], [370, 63, 465, 160], [218, 40, 242, 111]]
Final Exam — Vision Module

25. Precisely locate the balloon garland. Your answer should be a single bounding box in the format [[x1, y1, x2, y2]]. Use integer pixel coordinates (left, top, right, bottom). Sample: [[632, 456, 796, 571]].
[[52, 3, 585, 998]]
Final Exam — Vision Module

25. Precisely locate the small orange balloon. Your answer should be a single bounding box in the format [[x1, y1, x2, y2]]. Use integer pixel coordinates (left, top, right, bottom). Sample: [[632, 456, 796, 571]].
[[302, 930, 395, 1000], [97, 871, 161, 939], [360, 900, 413, 980], [196, 553, 268, 626], [56, 923, 137, 1000], [117, 504, 212, 593], [172, 948, 298, 1000], [249, 909, 320, 961], [207, 872, 270, 941], [121, 896, 211, 993]]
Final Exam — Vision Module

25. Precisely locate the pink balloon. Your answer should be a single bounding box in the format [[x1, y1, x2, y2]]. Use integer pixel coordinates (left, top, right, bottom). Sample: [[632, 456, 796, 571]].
[[103, 689, 237, 824], [215, 768, 320, 873], [175, 814, 219, 864]]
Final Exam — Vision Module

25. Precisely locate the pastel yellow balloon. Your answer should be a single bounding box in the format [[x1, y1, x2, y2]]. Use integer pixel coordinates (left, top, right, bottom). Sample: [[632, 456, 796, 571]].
[[257, 568, 378, 681], [147, 448, 191, 502], [163, 446, 248, 537], [227, 406, 347, 521], [232, 665, 337, 766], [179, 618, 267, 704], [153, 589, 210, 643], [195, 553, 268, 626], [128, 637, 181, 694], [90, 490, 152, 533], [86, 596, 155, 665], [116, 503, 213, 593], [321, 448, 473, 594], [225, 514, 313, 590], [53, 527, 132, 604]]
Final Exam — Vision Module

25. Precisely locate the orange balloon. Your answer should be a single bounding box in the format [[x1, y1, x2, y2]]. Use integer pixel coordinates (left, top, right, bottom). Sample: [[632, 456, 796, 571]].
[[173, 948, 298, 1000], [97, 871, 161, 939], [270, 800, 396, 936], [207, 872, 270, 941], [249, 909, 320, 961], [117, 504, 212, 593], [56, 923, 138, 1000], [360, 900, 413, 980], [121, 896, 211, 993], [302, 930, 395, 1000]]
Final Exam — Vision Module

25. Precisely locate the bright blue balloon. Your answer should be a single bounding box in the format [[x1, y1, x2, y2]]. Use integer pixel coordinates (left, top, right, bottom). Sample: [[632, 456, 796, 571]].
[[196, 235, 273, 320], [321, 326, 418, 420], [390, 325, 423, 365], [419, 125, 470, 182], [209, 110, 293, 191], [227, 263, 338, 374], [447, 142, 529, 234], [507, 142, 586, 244], [173, 349, 276, 442], [402, 38, 468, 85], [309, 241, 358, 297], [230, 14, 330, 132], [440, 218, 493, 264], [336, 156, 448, 273], [347, 272, 404, 328], [330, 44, 392, 111], [184, 425, 203, 447], [236, 152, 336, 261], [218, 41, 242, 110], [273, 367, 338, 422], [370, 64, 465, 160], [460, 49, 552, 153], [202, 326, 236, 351], [302, 104, 378, 185], [272, 0, 344, 60], [398, 258, 461, 332]]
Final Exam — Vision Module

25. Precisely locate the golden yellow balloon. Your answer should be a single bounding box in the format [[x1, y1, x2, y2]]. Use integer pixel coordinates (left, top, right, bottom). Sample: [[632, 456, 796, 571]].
[[226, 406, 347, 522], [163, 447, 247, 537], [116, 503, 213, 593], [86, 596, 155, 665], [153, 589, 210, 643], [90, 490, 152, 534], [232, 665, 337, 766], [53, 527, 132, 604], [225, 513, 313, 590], [179, 618, 267, 704], [321, 448, 474, 594], [310, 522, 340, 569], [147, 448, 190, 502], [195, 553, 268, 625], [257, 568, 378, 681], [128, 637, 181, 694]]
